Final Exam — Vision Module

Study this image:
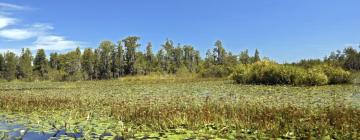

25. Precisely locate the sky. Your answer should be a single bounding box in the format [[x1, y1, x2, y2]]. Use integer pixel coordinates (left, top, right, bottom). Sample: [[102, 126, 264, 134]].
[[0, 0, 359, 63]]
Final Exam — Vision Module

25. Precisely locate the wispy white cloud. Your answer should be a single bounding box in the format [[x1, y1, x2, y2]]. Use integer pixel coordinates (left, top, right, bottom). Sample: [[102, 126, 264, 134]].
[[0, 28, 35, 40], [0, 2, 86, 51], [0, 15, 17, 29], [0, 23, 52, 40], [0, 2, 26, 10], [29, 35, 82, 51]]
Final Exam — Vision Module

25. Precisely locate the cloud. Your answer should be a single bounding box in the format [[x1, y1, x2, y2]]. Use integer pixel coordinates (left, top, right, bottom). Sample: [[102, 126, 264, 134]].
[[0, 2, 86, 51], [29, 35, 82, 51], [0, 29, 35, 40], [0, 2, 26, 10], [0, 23, 53, 40], [0, 15, 17, 29]]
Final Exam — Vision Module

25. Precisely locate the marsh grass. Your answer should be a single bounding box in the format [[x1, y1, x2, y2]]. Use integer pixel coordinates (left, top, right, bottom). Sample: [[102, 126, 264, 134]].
[[0, 79, 360, 139]]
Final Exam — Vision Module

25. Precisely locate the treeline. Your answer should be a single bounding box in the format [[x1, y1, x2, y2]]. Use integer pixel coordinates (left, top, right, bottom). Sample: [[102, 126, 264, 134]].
[[295, 47, 360, 71], [0, 36, 358, 85], [0, 36, 204, 81], [0, 36, 262, 81]]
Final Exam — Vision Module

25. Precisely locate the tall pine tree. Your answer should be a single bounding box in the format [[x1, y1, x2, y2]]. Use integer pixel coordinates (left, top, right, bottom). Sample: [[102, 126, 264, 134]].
[[4, 52, 17, 81], [82, 48, 95, 80], [33, 49, 48, 79], [0, 53, 5, 78], [18, 48, 33, 79], [123, 36, 140, 75]]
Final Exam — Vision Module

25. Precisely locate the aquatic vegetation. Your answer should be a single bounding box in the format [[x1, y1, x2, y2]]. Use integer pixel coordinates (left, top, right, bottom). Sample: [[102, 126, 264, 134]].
[[0, 79, 360, 139]]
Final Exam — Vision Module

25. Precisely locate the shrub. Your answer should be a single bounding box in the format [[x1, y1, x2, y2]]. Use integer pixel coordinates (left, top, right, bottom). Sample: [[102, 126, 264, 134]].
[[231, 61, 349, 86], [230, 64, 249, 84], [321, 65, 351, 84], [231, 61, 290, 85], [303, 68, 328, 86], [241, 61, 295, 85]]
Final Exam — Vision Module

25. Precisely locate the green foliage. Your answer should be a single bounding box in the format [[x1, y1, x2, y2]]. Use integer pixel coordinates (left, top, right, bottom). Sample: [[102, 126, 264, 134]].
[[49, 52, 60, 70], [0, 37, 356, 84], [17, 48, 33, 81], [253, 49, 260, 63], [232, 61, 350, 86], [325, 47, 360, 71], [303, 68, 329, 86], [123, 36, 140, 75], [201, 65, 233, 78], [239, 49, 250, 65], [82, 48, 95, 80], [57, 49, 83, 81], [98, 41, 115, 79], [0, 53, 5, 78], [321, 65, 351, 84], [238, 61, 294, 85], [213, 40, 226, 65], [33, 49, 48, 79], [295, 59, 323, 69], [351, 72, 360, 84], [4, 51, 17, 81], [145, 42, 155, 74]]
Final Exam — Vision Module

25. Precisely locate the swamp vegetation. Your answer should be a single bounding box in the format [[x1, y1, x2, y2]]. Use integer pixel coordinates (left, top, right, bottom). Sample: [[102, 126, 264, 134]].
[[0, 78, 360, 139]]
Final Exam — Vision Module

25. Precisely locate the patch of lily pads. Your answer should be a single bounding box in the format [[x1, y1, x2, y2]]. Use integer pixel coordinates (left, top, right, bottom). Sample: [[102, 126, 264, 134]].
[[0, 111, 254, 140]]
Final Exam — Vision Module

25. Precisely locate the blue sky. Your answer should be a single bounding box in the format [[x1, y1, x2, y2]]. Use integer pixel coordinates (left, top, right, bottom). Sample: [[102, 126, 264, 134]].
[[0, 0, 359, 62]]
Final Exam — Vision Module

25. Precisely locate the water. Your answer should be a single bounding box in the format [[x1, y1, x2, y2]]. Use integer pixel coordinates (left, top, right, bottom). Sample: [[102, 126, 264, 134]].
[[0, 116, 84, 140]]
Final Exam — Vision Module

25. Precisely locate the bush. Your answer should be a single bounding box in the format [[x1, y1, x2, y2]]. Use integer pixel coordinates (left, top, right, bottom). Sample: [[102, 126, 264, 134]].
[[231, 61, 350, 86], [247, 61, 290, 85], [321, 65, 351, 84], [230, 64, 249, 84], [303, 68, 328, 86]]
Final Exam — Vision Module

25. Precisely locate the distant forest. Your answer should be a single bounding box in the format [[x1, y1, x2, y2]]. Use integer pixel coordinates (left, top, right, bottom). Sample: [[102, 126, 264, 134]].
[[0, 36, 359, 83]]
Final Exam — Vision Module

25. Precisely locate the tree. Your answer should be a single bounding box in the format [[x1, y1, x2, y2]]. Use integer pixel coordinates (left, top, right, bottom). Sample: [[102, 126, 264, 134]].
[[58, 48, 82, 81], [225, 52, 238, 66], [123, 36, 140, 75], [134, 52, 146, 75], [213, 40, 226, 65], [343, 47, 360, 70], [33, 49, 48, 79], [82, 48, 95, 80], [4, 51, 17, 81], [194, 50, 201, 72], [157, 49, 166, 72], [0, 53, 5, 78], [183, 45, 195, 72], [145, 42, 154, 74], [18, 48, 33, 79], [116, 42, 125, 77], [172, 44, 184, 73], [239, 49, 250, 65], [162, 40, 175, 73], [93, 48, 101, 79], [49, 52, 60, 70], [110, 42, 125, 78], [253, 49, 261, 63], [98, 41, 114, 79], [204, 49, 215, 68]]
